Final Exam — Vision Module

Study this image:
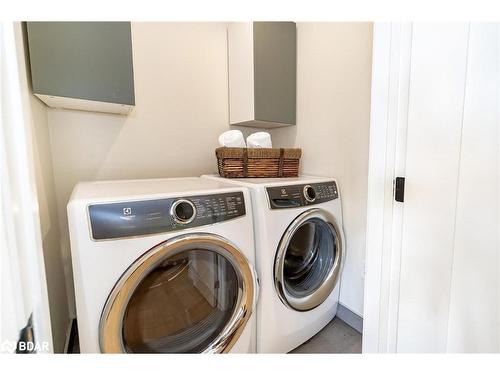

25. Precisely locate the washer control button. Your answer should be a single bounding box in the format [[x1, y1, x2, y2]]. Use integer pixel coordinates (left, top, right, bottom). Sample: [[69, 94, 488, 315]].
[[171, 199, 197, 224], [303, 185, 317, 203]]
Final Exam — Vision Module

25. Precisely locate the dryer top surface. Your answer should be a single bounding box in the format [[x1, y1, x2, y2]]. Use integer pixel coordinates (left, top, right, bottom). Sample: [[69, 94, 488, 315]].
[[201, 174, 337, 188]]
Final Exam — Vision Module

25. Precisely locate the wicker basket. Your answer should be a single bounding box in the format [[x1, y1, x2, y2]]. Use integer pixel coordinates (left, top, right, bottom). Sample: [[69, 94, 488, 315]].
[[215, 147, 302, 178]]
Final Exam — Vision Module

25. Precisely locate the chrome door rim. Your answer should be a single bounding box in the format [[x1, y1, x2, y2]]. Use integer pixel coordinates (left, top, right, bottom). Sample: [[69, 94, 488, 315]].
[[274, 208, 344, 311], [99, 233, 257, 353]]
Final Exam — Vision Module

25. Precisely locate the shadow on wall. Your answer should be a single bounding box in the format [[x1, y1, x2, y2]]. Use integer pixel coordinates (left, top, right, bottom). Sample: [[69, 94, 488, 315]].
[[30, 98, 70, 353]]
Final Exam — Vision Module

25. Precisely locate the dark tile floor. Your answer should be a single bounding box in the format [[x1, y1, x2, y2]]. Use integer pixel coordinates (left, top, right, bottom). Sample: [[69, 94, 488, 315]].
[[290, 318, 362, 353]]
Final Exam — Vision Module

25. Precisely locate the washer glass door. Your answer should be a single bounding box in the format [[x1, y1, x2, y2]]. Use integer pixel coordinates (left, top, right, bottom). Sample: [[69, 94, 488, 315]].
[[100, 234, 256, 353], [275, 208, 343, 311]]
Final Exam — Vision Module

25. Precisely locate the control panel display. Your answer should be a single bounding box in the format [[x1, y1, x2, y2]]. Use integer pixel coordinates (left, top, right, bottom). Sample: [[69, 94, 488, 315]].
[[266, 181, 338, 209], [88, 192, 245, 240]]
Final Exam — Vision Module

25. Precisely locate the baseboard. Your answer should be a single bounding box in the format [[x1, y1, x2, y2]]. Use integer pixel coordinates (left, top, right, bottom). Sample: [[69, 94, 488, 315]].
[[337, 303, 363, 334]]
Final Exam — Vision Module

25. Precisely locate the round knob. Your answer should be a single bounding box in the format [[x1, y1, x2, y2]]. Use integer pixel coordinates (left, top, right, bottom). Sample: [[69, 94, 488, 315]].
[[303, 185, 316, 203], [170, 199, 196, 224]]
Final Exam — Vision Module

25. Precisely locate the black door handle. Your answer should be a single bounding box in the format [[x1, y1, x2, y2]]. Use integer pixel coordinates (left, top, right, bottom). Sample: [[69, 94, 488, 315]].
[[394, 177, 405, 203]]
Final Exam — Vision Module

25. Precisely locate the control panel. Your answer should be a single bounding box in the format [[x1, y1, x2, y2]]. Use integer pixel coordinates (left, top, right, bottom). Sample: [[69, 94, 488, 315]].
[[266, 181, 338, 209], [88, 192, 245, 240]]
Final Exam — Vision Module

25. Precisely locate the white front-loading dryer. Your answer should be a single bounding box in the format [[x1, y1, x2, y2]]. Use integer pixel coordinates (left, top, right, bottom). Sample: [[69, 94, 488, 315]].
[[67, 177, 258, 353], [201, 175, 345, 353]]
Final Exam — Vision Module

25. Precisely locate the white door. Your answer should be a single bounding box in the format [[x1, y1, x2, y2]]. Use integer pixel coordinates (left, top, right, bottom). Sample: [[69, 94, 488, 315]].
[[364, 22, 499, 353], [0, 22, 53, 353]]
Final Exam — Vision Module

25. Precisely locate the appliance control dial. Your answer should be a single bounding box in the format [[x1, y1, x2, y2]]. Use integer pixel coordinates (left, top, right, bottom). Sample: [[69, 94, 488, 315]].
[[170, 199, 197, 224], [303, 185, 317, 203]]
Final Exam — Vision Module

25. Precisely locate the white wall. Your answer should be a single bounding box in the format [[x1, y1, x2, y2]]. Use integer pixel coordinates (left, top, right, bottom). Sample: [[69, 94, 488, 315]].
[[47, 22, 231, 316], [42, 22, 372, 325], [250, 23, 373, 316]]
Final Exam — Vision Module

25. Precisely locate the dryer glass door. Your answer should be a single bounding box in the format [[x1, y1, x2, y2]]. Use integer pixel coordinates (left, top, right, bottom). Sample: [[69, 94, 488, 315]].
[[275, 208, 343, 311], [100, 234, 256, 353]]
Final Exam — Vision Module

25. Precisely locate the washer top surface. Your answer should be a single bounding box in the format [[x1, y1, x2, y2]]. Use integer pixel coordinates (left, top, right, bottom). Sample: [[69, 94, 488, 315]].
[[70, 177, 242, 201]]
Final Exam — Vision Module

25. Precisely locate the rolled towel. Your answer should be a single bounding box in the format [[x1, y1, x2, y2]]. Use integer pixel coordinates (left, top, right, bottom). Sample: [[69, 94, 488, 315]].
[[218, 130, 246, 148], [246, 132, 272, 148]]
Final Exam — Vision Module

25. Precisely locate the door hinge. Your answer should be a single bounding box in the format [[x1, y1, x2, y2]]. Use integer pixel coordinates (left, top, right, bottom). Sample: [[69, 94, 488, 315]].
[[394, 177, 405, 203]]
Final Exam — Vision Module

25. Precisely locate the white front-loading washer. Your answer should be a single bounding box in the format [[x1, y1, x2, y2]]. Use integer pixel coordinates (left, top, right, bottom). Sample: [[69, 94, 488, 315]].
[[202, 175, 345, 353], [67, 177, 258, 353]]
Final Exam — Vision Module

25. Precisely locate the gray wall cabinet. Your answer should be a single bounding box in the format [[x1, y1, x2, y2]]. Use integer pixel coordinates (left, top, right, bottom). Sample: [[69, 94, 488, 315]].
[[26, 22, 135, 114], [228, 22, 296, 128]]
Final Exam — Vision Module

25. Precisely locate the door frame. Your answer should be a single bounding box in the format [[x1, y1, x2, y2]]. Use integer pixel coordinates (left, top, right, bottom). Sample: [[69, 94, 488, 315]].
[[0, 22, 53, 353], [362, 22, 412, 353]]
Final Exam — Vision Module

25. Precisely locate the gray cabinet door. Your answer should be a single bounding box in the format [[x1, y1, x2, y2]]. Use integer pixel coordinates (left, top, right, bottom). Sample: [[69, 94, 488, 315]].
[[26, 22, 135, 110], [253, 22, 296, 126], [228, 22, 296, 128]]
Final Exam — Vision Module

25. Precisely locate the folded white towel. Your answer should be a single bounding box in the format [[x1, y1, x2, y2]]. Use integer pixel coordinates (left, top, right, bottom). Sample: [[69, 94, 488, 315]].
[[218, 130, 246, 148], [246, 132, 272, 148]]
